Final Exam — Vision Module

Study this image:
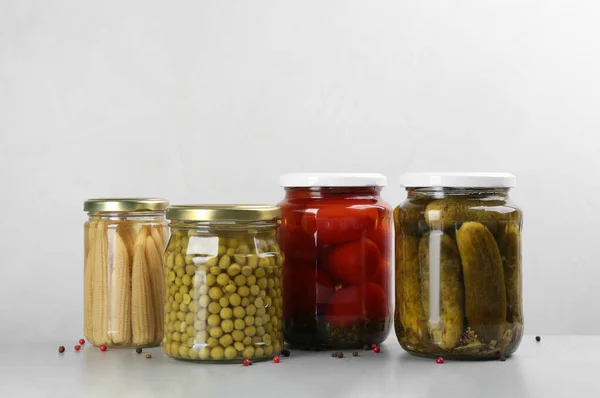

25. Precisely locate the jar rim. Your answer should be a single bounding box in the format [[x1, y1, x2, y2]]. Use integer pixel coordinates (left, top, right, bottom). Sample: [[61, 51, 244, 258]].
[[166, 205, 281, 222], [84, 198, 169, 212], [400, 173, 515, 188], [280, 173, 386, 187]]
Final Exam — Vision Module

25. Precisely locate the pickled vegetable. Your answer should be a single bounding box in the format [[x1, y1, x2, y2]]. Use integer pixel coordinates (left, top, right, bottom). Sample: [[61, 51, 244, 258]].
[[394, 190, 523, 359], [84, 220, 167, 347], [418, 232, 464, 350], [456, 222, 506, 342], [162, 231, 283, 362], [500, 223, 522, 324], [395, 235, 425, 345]]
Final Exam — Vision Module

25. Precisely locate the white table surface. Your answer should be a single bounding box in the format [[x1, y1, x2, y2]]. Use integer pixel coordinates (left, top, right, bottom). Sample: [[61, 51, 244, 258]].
[[1, 335, 597, 398]]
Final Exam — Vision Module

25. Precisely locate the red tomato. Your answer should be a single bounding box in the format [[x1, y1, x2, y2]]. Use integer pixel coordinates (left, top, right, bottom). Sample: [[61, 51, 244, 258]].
[[325, 282, 388, 327], [284, 266, 335, 317], [301, 200, 378, 245], [365, 219, 392, 257], [371, 260, 391, 291], [279, 226, 317, 268], [323, 238, 380, 285]]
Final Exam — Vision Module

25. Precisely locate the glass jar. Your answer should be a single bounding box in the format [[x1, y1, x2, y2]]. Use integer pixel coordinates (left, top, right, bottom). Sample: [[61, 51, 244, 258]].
[[83, 198, 169, 348], [163, 205, 284, 362], [394, 173, 523, 359], [279, 173, 393, 349]]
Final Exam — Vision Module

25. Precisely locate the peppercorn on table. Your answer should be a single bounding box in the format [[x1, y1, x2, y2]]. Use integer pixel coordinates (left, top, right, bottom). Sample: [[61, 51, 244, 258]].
[[2, 336, 599, 397]]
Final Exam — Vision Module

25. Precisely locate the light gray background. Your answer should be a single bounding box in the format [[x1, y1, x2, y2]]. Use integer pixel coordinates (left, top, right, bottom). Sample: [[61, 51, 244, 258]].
[[1, 0, 598, 341]]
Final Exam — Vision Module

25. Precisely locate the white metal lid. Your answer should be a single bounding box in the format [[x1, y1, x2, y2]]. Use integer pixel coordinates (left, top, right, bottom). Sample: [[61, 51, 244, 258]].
[[280, 173, 387, 187], [399, 172, 516, 188]]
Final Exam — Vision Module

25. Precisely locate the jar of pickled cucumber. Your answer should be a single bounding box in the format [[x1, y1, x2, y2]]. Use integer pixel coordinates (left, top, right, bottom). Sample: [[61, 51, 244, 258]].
[[163, 205, 284, 362], [279, 173, 393, 349], [394, 173, 523, 360], [83, 198, 169, 348]]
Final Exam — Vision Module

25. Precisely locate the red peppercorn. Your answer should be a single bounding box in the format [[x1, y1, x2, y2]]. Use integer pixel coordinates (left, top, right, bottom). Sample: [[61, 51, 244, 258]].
[[145, 354, 152, 359], [436, 357, 444, 364], [74, 345, 81, 351], [58, 346, 65, 353], [371, 344, 378, 349], [79, 339, 85, 345], [273, 355, 281, 363], [373, 347, 381, 354], [242, 359, 250, 366], [100, 345, 107, 351], [352, 352, 359, 357]]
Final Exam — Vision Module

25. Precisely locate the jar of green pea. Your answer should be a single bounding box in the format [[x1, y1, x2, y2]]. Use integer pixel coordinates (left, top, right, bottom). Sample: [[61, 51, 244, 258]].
[[163, 205, 284, 362]]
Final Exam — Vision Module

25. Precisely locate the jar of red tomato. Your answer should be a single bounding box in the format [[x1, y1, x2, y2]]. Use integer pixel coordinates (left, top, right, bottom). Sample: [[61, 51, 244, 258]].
[[279, 173, 392, 348]]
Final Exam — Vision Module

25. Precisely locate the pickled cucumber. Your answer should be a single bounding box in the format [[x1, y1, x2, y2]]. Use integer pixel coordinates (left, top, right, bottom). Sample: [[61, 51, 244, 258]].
[[425, 199, 518, 233], [456, 222, 506, 342], [500, 223, 522, 324], [395, 235, 426, 344], [394, 200, 428, 236], [162, 231, 284, 362], [418, 232, 464, 350]]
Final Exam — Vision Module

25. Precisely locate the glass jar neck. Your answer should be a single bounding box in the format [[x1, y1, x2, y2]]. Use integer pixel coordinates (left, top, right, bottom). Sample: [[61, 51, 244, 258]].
[[87, 211, 166, 221], [169, 220, 280, 233], [284, 186, 382, 200], [407, 187, 510, 200]]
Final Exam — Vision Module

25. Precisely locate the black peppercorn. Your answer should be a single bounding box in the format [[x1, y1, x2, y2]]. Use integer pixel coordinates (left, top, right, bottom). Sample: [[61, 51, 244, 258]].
[[280, 349, 291, 357], [135, 347, 143, 354], [363, 344, 370, 350], [331, 351, 338, 357], [337, 352, 344, 358], [536, 336, 541, 342], [500, 356, 507, 362], [58, 346, 65, 353], [352, 352, 359, 357]]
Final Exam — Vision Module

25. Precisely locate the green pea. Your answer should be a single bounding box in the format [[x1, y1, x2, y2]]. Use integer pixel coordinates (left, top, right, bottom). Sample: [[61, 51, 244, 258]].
[[197, 309, 208, 321], [233, 307, 246, 319], [219, 255, 231, 269], [233, 255, 246, 266], [182, 275, 192, 286], [248, 284, 259, 296], [179, 302, 188, 312], [226, 248, 235, 257], [244, 316, 255, 326], [271, 316, 279, 328], [217, 274, 230, 286], [251, 336, 262, 344], [172, 332, 181, 342], [194, 320, 206, 331], [263, 314, 271, 324], [208, 287, 223, 300], [259, 290, 267, 299], [183, 294, 191, 305], [234, 319, 245, 331], [245, 304, 256, 316], [224, 282, 237, 294], [225, 346, 237, 359], [207, 337, 219, 348], [185, 257, 194, 268], [218, 245, 227, 256], [267, 278, 275, 289], [246, 275, 256, 286], [244, 326, 257, 337], [210, 346, 224, 360], [222, 319, 234, 333], [264, 345, 274, 356], [210, 266, 221, 276], [257, 277, 268, 289], [209, 326, 223, 338], [219, 334, 233, 347], [199, 347, 211, 360], [229, 293, 241, 307], [220, 307, 233, 320], [241, 266, 252, 276], [208, 302, 221, 314], [234, 341, 245, 351], [198, 284, 209, 294], [258, 258, 269, 268], [234, 275, 247, 287], [179, 321, 188, 333], [254, 268, 265, 278], [185, 312, 195, 325], [205, 274, 216, 286], [242, 336, 252, 346], [255, 346, 264, 357], [241, 297, 250, 307], [177, 311, 186, 321], [268, 306, 276, 316], [189, 348, 199, 360], [247, 255, 258, 269], [173, 320, 182, 331], [181, 333, 189, 343], [169, 312, 177, 322], [227, 263, 242, 276], [168, 272, 176, 283], [238, 286, 250, 297], [188, 301, 196, 313], [257, 326, 265, 337], [206, 256, 219, 267], [199, 295, 210, 307], [171, 301, 179, 311], [175, 277, 183, 287], [195, 330, 208, 341], [255, 317, 263, 327], [232, 330, 244, 342], [219, 296, 230, 307], [242, 346, 254, 358], [254, 297, 264, 308], [175, 253, 185, 267], [207, 314, 220, 327], [167, 252, 176, 268], [170, 342, 180, 356]]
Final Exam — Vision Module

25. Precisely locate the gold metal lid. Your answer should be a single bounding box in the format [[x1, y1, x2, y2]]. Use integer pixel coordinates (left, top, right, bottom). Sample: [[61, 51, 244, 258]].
[[84, 198, 169, 212], [167, 205, 281, 222]]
